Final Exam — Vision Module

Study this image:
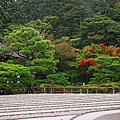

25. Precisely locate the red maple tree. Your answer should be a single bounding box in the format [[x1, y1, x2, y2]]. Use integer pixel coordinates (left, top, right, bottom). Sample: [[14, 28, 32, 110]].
[[78, 58, 97, 67]]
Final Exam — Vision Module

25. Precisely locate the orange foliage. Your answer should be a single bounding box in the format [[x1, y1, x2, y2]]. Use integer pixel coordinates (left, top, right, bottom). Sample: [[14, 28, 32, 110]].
[[116, 48, 120, 58], [99, 43, 114, 55], [116, 48, 120, 54], [84, 49, 95, 54], [78, 43, 120, 69], [78, 58, 97, 67]]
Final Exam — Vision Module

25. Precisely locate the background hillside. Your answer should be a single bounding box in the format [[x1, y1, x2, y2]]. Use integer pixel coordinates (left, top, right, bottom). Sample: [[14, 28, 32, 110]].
[[0, 0, 120, 92]]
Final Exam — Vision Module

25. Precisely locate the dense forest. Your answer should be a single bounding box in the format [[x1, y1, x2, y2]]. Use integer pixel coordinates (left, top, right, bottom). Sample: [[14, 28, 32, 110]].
[[0, 0, 120, 92]]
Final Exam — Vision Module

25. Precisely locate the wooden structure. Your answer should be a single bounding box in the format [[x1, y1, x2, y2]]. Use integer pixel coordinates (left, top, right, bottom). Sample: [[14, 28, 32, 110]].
[[35, 86, 120, 94]]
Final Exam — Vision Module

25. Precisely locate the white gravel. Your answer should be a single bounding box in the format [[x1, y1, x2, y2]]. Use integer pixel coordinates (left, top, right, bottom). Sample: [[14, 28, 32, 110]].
[[0, 94, 120, 120]]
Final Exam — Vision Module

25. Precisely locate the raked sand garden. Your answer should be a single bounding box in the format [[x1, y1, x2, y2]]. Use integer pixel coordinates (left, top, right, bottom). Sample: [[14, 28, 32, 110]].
[[0, 94, 120, 120]]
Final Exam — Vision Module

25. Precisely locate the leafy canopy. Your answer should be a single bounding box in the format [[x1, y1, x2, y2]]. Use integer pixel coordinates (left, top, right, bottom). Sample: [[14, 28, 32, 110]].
[[2, 27, 58, 77], [0, 62, 34, 90]]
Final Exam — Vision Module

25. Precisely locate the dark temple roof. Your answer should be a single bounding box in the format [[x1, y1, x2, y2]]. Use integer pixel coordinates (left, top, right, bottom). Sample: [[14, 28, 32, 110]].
[[0, 42, 21, 58]]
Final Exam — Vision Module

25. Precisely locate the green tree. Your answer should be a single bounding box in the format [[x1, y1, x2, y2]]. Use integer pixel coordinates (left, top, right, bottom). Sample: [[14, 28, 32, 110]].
[[47, 73, 70, 86], [2, 19, 53, 40], [0, 62, 34, 91], [0, 5, 8, 33], [88, 56, 120, 85], [77, 14, 120, 48], [89, 0, 111, 15], [8, 0, 119, 38], [54, 37, 79, 72], [111, 1, 120, 22], [77, 43, 120, 85], [53, 37, 79, 85], [43, 16, 59, 37], [58, 0, 93, 37], [2, 27, 58, 79], [5, 1, 27, 24], [0, 0, 27, 41]]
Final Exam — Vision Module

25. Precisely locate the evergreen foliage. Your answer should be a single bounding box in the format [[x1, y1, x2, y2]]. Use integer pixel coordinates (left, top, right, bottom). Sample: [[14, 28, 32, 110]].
[[0, 0, 120, 90], [0, 62, 34, 90], [88, 56, 120, 85]]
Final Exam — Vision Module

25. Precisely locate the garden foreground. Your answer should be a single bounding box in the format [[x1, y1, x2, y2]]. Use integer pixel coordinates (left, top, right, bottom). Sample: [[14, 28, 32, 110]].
[[0, 94, 120, 120]]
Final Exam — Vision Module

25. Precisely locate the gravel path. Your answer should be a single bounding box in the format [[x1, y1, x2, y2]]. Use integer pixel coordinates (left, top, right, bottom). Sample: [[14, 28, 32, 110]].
[[73, 110, 120, 120], [0, 94, 120, 120], [94, 112, 120, 120]]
